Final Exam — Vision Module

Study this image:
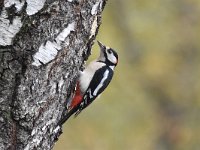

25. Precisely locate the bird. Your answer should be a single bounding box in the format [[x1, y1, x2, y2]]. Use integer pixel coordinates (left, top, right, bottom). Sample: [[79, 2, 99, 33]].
[[58, 41, 118, 125]]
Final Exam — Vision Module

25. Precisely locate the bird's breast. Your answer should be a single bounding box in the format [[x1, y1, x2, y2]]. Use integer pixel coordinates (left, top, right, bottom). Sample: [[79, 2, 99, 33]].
[[79, 61, 105, 93]]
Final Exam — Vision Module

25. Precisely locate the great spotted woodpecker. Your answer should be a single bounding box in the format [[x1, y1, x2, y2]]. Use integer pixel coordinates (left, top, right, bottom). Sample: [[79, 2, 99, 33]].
[[59, 41, 118, 125]]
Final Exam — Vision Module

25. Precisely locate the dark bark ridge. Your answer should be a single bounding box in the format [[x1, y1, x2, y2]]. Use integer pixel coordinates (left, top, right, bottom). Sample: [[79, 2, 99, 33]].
[[0, 0, 106, 149]]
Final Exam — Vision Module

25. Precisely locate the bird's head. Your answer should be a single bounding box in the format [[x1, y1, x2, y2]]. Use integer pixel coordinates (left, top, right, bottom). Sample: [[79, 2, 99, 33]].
[[97, 41, 118, 66]]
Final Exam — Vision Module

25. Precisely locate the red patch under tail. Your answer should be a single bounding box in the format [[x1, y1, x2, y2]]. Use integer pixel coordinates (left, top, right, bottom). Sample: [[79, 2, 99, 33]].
[[69, 82, 83, 109]]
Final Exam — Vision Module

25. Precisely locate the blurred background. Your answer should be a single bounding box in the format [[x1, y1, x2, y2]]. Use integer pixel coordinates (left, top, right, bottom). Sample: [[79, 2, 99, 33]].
[[55, 0, 200, 149]]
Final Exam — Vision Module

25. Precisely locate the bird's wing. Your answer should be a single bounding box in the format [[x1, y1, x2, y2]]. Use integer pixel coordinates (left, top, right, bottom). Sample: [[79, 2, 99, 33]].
[[58, 66, 114, 125], [75, 66, 113, 114]]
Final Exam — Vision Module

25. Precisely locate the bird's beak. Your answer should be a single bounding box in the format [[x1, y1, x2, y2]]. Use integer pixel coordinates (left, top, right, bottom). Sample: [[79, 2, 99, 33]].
[[97, 41, 106, 52]]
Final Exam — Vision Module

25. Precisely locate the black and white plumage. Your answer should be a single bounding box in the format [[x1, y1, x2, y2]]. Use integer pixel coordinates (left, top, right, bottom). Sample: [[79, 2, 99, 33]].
[[75, 65, 114, 116], [58, 41, 118, 125]]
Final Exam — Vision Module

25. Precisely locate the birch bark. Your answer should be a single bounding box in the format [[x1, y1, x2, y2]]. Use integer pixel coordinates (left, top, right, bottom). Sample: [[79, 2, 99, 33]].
[[0, 0, 106, 149]]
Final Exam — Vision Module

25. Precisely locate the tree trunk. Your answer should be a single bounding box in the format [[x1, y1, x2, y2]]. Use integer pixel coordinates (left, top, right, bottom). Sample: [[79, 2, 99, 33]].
[[0, 0, 106, 149]]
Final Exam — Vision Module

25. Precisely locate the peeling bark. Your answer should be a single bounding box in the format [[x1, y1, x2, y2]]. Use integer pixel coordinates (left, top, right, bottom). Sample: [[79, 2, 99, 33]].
[[0, 0, 106, 149]]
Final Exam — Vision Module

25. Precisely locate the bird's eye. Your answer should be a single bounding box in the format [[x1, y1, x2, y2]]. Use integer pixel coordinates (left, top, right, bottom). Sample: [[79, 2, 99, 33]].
[[107, 49, 112, 54]]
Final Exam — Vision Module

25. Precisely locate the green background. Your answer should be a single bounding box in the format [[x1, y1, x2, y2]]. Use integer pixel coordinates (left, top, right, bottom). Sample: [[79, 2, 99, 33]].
[[55, 0, 200, 149]]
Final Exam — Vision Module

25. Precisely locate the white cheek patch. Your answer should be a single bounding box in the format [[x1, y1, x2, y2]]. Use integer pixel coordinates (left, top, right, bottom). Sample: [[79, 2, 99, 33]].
[[107, 52, 117, 64]]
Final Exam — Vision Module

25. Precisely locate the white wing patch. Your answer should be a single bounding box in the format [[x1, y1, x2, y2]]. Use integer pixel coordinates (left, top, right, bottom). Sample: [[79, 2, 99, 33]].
[[93, 69, 109, 96]]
